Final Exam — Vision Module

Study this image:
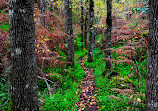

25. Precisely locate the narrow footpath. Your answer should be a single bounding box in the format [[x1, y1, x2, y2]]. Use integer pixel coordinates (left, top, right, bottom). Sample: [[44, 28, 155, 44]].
[[77, 56, 98, 111]]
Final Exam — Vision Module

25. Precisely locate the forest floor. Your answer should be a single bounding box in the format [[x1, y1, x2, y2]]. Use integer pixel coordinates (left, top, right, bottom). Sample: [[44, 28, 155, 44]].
[[0, 8, 148, 110], [77, 55, 98, 111], [75, 17, 148, 111]]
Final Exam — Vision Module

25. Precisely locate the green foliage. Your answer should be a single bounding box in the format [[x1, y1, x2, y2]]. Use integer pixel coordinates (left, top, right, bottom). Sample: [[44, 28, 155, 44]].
[[115, 63, 131, 76], [0, 10, 7, 14], [64, 63, 85, 82], [37, 79, 47, 91], [84, 48, 146, 110], [98, 95, 127, 111], [84, 48, 103, 68], [75, 49, 88, 60], [38, 53, 85, 110], [0, 77, 10, 110], [132, 6, 149, 14], [49, 73, 63, 83], [74, 34, 84, 51], [142, 30, 149, 36], [109, 76, 135, 89], [98, 95, 145, 111], [0, 0, 149, 110], [43, 82, 79, 111], [0, 24, 9, 31], [8, 100, 17, 111], [42, 62, 67, 76]]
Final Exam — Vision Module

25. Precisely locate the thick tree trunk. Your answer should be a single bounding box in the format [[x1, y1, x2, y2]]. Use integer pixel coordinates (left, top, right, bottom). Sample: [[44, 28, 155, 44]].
[[64, 0, 74, 68], [9, 0, 39, 110], [146, 0, 158, 110], [105, 0, 112, 69], [40, 0, 46, 27], [81, 0, 84, 48], [88, 0, 94, 62]]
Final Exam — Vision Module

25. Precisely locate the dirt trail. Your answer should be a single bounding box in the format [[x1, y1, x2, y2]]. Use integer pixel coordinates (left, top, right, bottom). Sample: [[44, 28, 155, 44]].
[[77, 56, 98, 111]]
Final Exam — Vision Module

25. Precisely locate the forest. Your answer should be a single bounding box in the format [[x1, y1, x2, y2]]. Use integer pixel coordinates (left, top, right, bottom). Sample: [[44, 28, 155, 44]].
[[0, 0, 157, 111]]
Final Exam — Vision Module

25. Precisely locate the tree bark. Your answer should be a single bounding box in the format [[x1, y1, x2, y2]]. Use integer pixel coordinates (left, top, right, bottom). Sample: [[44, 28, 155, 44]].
[[146, 0, 158, 110], [48, 0, 54, 11], [105, 0, 112, 69], [88, 0, 95, 62], [64, 0, 74, 68], [125, 0, 128, 12], [9, 0, 39, 110], [40, 0, 46, 27], [81, 0, 84, 48], [84, 0, 89, 48]]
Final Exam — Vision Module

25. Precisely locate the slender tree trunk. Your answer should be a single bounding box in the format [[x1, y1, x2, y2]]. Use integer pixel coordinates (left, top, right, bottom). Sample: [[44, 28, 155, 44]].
[[84, 1, 89, 48], [40, 0, 46, 27], [81, 0, 84, 48], [84, 12, 88, 48], [125, 0, 128, 12], [64, 0, 74, 68], [105, 0, 112, 69], [48, 0, 54, 11], [59, 2, 62, 17], [101, 0, 107, 49], [88, 0, 94, 62], [146, 0, 158, 110], [86, 9, 90, 48], [9, 0, 39, 110]]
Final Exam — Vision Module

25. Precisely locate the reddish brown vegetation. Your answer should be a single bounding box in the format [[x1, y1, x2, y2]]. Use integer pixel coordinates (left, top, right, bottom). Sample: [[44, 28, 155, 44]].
[[0, 0, 8, 10], [102, 11, 148, 76], [0, 3, 69, 76], [33, 6, 67, 67]]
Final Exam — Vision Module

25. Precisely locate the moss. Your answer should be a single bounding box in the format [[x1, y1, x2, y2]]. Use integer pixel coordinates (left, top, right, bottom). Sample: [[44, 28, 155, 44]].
[[0, 24, 9, 31], [49, 72, 63, 84], [8, 100, 17, 111], [109, 76, 136, 89]]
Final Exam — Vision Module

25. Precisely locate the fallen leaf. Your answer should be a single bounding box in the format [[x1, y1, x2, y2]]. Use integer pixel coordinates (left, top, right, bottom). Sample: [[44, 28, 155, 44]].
[[137, 98, 141, 102]]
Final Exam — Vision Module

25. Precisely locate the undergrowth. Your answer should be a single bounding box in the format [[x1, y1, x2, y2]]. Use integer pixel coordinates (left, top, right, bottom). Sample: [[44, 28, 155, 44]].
[[84, 47, 147, 111], [38, 46, 86, 111]]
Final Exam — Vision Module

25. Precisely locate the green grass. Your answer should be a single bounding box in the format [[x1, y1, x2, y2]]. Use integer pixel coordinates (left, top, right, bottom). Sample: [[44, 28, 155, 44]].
[[39, 34, 88, 111], [0, 77, 10, 111], [0, 10, 7, 14], [0, 24, 9, 31], [84, 47, 146, 111], [37, 43, 86, 110], [0, 31, 147, 110], [39, 61, 85, 111], [42, 81, 79, 111]]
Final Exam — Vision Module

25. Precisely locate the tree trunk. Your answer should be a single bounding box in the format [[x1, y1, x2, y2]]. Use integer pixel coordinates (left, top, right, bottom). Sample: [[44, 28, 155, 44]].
[[84, 11, 87, 48], [105, 0, 112, 69], [9, 0, 39, 110], [81, 0, 84, 48], [146, 0, 158, 110], [48, 0, 54, 11], [40, 0, 46, 27], [88, 0, 94, 62], [64, 0, 74, 68], [125, 0, 128, 12], [84, 0, 89, 48]]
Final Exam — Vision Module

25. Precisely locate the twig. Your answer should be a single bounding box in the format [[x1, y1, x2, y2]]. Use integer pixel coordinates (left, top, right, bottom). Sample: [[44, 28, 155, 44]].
[[37, 76, 59, 87], [2, 98, 9, 108], [44, 79, 52, 96]]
